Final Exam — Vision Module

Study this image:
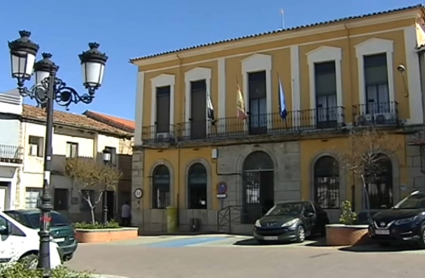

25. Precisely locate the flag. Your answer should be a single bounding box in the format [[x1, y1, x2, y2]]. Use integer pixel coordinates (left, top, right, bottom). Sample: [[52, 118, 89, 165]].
[[207, 88, 215, 125], [278, 77, 288, 120], [236, 82, 247, 120]]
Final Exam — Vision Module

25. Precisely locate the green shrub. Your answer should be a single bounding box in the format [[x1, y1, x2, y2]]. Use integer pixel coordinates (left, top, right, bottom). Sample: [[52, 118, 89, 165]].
[[339, 200, 357, 225], [0, 263, 90, 278], [73, 220, 120, 229]]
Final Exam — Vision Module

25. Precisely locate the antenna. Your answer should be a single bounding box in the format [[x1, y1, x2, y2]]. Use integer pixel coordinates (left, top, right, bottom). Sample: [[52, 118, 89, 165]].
[[280, 8, 285, 30]]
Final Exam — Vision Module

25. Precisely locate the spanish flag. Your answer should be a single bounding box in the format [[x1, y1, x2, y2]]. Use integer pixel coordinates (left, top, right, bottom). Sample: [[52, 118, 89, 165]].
[[236, 82, 247, 120]]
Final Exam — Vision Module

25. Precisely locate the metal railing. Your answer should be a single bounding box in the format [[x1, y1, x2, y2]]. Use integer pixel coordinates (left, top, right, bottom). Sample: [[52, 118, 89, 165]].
[[0, 144, 22, 163], [353, 101, 399, 126], [142, 107, 346, 143]]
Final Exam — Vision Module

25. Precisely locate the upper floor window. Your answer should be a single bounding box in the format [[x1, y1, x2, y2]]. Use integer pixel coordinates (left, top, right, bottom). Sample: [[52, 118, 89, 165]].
[[364, 54, 389, 114], [156, 86, 171, 134], [28, 136, 44, 157], [25, 187, 42, 208], [248, 71, 267, 134], [104, 146, 117, 165], [314, 62, 337, 125], [66, 142, 79, 158]]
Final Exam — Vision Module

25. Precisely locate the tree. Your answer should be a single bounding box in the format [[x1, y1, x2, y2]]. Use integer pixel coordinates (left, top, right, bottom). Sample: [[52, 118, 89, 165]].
[[64, 158, 122, 224], [336, 127, 401, 220]]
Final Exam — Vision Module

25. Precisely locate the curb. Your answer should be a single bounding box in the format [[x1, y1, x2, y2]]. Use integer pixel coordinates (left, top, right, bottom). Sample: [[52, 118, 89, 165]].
[[90, 275, 130, 278]]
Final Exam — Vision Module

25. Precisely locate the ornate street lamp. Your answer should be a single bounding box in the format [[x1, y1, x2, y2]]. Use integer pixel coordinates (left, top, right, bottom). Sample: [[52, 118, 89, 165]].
[[8, 30, 108, 278], [102, 148, 112, 225]]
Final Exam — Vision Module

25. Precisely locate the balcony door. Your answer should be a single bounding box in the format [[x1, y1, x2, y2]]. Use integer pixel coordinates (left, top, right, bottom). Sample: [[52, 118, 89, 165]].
[[315, 61, 337, 128], [190, 80, 207, 140], [156, 86, 171, 135], [248, 71, 267, 135], [364, 53, 390, 116]]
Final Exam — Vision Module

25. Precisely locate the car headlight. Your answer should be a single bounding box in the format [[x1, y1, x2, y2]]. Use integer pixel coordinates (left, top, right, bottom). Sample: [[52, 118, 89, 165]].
[[254, 220, 261, 228], [394, 216, 418, 225], [281, 219, 298, 228]]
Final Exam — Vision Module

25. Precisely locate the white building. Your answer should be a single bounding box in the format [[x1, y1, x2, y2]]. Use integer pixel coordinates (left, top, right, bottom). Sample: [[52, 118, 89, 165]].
[[0, 99, 134, 222], [0, 89, 23, 211]]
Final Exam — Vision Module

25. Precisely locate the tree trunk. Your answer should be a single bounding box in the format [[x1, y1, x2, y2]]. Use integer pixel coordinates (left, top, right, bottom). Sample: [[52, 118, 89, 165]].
[[90, 208, 96, 225], [360, 174, 372, 223]]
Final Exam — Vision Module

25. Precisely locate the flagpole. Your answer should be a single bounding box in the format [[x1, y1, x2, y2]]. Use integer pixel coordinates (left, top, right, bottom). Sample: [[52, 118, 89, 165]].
[[280, 9, 285, 30]]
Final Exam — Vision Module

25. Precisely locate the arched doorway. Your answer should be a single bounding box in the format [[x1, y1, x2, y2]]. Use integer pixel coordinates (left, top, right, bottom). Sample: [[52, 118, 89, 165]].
[[152, 165, 170, 209], [188, 163, 207, 209], [242, 151, 274, 224], [365, 154, 393, 209], [313, 156, 339, 209]]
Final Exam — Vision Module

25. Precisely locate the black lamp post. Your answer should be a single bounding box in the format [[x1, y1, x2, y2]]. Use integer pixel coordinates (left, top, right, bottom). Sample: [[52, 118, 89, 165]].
[[102, 148, 112, 225], [8, 30, 108, 278]]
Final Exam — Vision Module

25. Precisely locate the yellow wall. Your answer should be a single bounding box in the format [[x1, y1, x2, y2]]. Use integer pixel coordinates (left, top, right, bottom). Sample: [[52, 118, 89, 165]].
[[299, 134, 408, 211], [140, 18, 415, 127], [143, 147, 219, 210]]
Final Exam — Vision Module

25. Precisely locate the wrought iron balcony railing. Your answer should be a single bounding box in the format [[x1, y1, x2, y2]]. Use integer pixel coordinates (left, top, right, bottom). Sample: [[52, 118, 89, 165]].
[[353, 101, 399, 126], [142, 107, 346, 143], [0, 144, 23, 163]]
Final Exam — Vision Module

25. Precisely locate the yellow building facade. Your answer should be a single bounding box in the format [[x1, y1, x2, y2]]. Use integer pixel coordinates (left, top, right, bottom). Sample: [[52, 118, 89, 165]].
[[131, 5, 425, 233]]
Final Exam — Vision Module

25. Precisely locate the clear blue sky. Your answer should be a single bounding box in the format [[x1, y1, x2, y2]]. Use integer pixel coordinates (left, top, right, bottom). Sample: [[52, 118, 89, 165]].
[[0, 0, 420, 120]]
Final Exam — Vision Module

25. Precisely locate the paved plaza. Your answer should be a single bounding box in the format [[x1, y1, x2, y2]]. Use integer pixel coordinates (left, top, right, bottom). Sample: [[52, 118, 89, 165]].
[[66, 235, 425, 278]]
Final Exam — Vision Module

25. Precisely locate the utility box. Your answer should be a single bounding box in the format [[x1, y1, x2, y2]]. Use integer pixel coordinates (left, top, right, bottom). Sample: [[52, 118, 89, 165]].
[[166, 206, 178, 233], [190, 218, 201, 232]]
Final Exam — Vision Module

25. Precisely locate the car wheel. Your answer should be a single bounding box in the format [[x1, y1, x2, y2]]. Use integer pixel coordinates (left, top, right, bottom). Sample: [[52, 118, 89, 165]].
[[418, 224, 425, 249], [296, 225, 306, 243], [63, 254, 73, 261], [19, 254, 38, 269]]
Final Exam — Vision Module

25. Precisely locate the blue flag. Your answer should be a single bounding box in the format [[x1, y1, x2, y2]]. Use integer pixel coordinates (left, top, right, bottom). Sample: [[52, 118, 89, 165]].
[[278, 78, 288, 120]]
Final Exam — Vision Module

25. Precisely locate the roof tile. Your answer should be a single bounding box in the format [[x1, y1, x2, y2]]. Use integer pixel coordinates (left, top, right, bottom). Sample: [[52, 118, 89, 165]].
[[83, 110, 135, 133], [130, 4, 423, 62], [22, 105, 132, 137]]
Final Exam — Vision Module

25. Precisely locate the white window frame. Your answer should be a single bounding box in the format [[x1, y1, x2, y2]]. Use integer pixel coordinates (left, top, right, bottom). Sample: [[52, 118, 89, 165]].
[[150, 74, 176, 135], [241, 54, 272, 131], [184, 67, 212, 138], [355, 38, 395, 115], [307, 46, 343, 125]]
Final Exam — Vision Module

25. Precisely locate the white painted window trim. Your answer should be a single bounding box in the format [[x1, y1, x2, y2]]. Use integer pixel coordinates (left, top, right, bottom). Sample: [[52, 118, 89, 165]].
[[241, 54, 272, 131], [150, 74, 176, 135], [355, 38, 395, 115], [290, 46, 301, 128], [184, 67, 212, 138], [306, 46, 343, 125], [404, 26, 424, 125], [217, 58, 226, 133], [134, 71, 144, 146]]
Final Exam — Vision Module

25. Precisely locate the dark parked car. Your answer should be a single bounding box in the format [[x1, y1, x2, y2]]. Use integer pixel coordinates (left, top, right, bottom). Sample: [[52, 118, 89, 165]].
[[3, 209, 78, 261], [253, 201, 329, 244], [368, 190, 425, 248]]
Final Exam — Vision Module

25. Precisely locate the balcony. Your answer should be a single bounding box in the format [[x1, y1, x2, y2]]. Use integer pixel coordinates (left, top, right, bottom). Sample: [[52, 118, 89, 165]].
[[142, 107, 345, 144], [353, 101, 399, 127], [0, 144, 23, 163]]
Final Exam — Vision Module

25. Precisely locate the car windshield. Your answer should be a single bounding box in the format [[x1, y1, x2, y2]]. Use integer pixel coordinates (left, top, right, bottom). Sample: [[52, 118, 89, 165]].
[[266, 202, 304, 216], [393, 193, 425, 209], [27, 212, 71, 229]]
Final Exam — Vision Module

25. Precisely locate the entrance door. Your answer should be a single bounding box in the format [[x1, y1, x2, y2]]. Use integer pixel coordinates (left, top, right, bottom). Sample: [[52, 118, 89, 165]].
[[107, 191, 115, 221], [190, 80, 207, 140], [242, 151, 275, 224]]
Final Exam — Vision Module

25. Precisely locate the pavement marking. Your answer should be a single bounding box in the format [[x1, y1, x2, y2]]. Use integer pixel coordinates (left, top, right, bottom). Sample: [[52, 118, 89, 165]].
[[144, 236, 229, 248]]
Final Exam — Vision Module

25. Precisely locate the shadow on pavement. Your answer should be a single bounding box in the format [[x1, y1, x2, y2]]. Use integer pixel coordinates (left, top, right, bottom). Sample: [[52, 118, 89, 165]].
[[233, 236, 326, 247], [304, 237, 327, 247], [339, 243, 423, 253]]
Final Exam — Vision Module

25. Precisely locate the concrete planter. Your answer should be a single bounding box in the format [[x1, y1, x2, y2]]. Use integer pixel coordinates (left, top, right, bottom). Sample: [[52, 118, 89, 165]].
[[326, 224, 370, 246], [75, 227, 139, 243]]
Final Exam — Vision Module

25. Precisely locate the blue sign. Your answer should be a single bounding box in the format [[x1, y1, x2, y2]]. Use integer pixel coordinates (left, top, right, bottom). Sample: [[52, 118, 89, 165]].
[[216, 182, 227, 194]]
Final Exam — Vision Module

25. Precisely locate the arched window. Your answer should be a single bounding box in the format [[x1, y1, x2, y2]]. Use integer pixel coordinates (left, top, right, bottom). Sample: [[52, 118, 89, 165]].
[[188, 163, 207, 209], [314, 156, 339, 209], [365, 154, 393, 209], [152, 165, 170, 209]]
